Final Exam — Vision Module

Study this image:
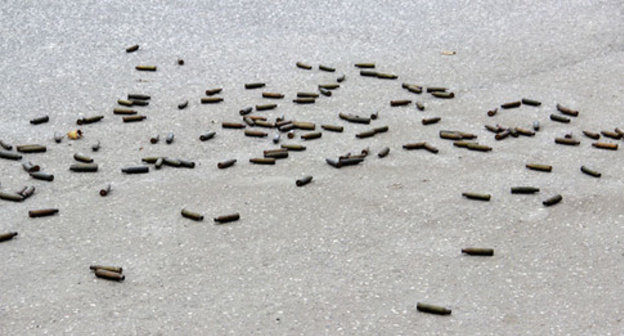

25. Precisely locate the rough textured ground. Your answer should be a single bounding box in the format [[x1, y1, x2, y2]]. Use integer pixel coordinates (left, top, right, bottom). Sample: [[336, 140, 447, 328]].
[[1, 1, 623, 335]]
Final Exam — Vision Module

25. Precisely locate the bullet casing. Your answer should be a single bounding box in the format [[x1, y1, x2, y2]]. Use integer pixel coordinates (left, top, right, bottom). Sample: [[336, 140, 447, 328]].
[[95, 269, 125, 281], [30, 172, 54, 181], [121, 166, 149, 174], [199, 131, 216, 141], [100, 184, 111, 196], [543, 194, 563, 206], [256, 104, 277, 111], [462, 248, 494, 256], [501, 101, 521, 109], [0, 232, 18, 242], [122, 115, 146, 122], [526, 164, 552, 172], [181, 208, 204, 221], [217, 159, 236, 169], [462, 192, 491, 201], [417, 303, 451, 315], [580, 166, 601, 177], [30, 116, 49, 125], [28, 208, 59, 217], [74, 153, 93, 163], [296, 175, 313, 187], [378, 147, 390, 158], [70, 163, 98, 172]]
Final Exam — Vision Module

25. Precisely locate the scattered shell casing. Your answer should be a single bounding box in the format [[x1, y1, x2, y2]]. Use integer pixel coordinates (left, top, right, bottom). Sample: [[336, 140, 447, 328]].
[[113, 108, 137, 115], [355, 63, 375, 68], [403, 142, 426, 150], [293, 98, 315, 104], [515, 127, 535, 136], [179, 160, 195, 169], [301, 132, 322, 140], [166, 132, 175, 144], [390, 100, 411, 107], [199, 131, 216, 141], [20, 186, 35, 199], [378, 147, 390, 158], [250, 157, 276, 164], [181, 208, 204, 221], [601, 130, 622, 140], [461, 248, 494, 256], [254, 120, 275, 128], [426, 87, 447, 93], [214, 213, 240, 224], [501, 101, 521, 109], [264, 151, 288, 159], [415, 102, 425, 111], [262, 92, 284, 99], [521, 98, 541, 106], [155, 157, 164, 169], [135, 65, 157, 71], [404, 84, 423, 94], [511, 186, 540, 194], [117, 99, 133, 107], [122, 115, 146, 122], [592, 142, 618, 150], [121, 166, 149, 174], [422, 117, 441, 125], [555, 137, 580, 146], [374, 126, 389, 133], [296, 62, 312, 70], [417, 303, 451, 315], [453, 141, 474, 148], [243, 117, 255, 127], [376, 72, 398, 79], [217, 159, 236, 169], [91, 141, 100, 152], [360, 70, 378, 77], [281, 144, 306, 151], [614, 127, 624, 136], [431, 91, 454, 99], [543, 194, 562, 206], [100, 184, 111, 196], [222, 122, 246, 129], [321, 124, 343, 132], [0, 139, 13, 150], [256, 103, 277, 111], [510, 128, 519, 137], [356, 130, 376, 139], [319, 65, 335, 72], [487, 108, 498, 117], [0, 232, 18, 242], [90, 265, 122, 273], [30, 116, 49, 125], [337, 74, 346, 82], [178, 101, 189, 109], [129, 99, 148, 106], [205, 88, 222, 96], [338, 113, 370, 124], [128, 94, 150, 100], [142, 157, 159, 163], [370, 112, 378, 120], [466, 143, 492, 152], [0, 191, 24, 202], [556, 104, 579, 117], [201, 97, 223, 104], [95, 269, 125, 281], [22, 161, 40, 172], [325, 158, 341, 168], [318, 84, 339, 90], [150, 135, 160, 144], [495, 129, 511, 140], [319, 88, 331, 97], [70, 163, 98, 172], [244, 130, 268, 137], [0, 150, 20, 160], [263, 148, 288, 155], [580, 166, 601, 178], [532, 120, 540, 131], [74, 152, 93, 163], [423, 143, 439, 153], [292, 121, 316, 130], [245, 82, 266, 89], [582, 131, 600, 140], [339, 157, 365, 166], [485, 125, 502, 133], [30, 172, 54, 181], [28, 208, 59, 217], [550, 114, 570, 123], [297, 92, 319, 98], [126, 44, 139, 53], [296, 175, 313, 187], [163, 158, 181, 167], [54, 132, 64, 143], [462, 192, 491, 201], [273, 133, 280, 144], [526, 163, 552, 172], [248, 115, 267, 121], [17, 144, 46, 153]]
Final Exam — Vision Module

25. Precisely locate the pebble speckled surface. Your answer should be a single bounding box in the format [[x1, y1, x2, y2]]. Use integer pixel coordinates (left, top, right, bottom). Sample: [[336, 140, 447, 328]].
[[1, 0, 623, 334]]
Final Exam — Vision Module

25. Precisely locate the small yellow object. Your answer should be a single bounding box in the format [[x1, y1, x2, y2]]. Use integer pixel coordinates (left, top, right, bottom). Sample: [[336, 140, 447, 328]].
[[441, 50, 456, 55], [67, 129, 83, 139]]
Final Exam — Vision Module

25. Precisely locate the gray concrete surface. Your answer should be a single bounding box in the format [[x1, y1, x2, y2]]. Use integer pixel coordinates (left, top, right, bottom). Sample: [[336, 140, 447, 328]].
[[1, 0, 623, 334]]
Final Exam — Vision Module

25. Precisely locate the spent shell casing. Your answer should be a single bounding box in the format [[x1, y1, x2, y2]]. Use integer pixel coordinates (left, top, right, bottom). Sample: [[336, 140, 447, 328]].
[[281, 144, 306, 151], [0, 232, 18, 242], [485, 125, 502, 133], [282, 126, 296, 134], [426, 87, 447, 93], [459, 132, 477, 140], [555, 137, 580, 146], [526, 163, 552, 172], [390, 100, 411, 107], [20, 186, 35, 199], [135, 65, 156, 71], [293, 98, 315, 104], [374, 126, 389, 133], [601, 130, 622, 140], [0, 191, 24, 202], [28, 208, 59, 218], [163, 158, 181, 167], [89, 265, 122, 273], [297, 92, 319, 98], [70, 163, 98, 172], [515, 127, 535, 136], [339, 157, 364, 166], [543, 194, 562, 206], [423, 143, 439, 154], [155, 158, 164, 169], [262, 92, 284, 99], [113, 108, 137, 115], [122, 115, 146, 122], [256, 103, 277, 111], [533, 120, 540, 131], [0, 150, 22, 161], [301, 132, 322, 140], [422, 117, 441, 125], [322, 124, 343, 132], [453, 141, 473, 148], [263, 148, 288, 155], [556, 104, 579, 117], [264, 151, 288, 159], [166, 132, 174, 144], [273, 133, 280, 144], [243, 117, 255, 126], [487, 108, 498, 117], [356, 130, 376, 139], [580, 166, 601, 178], [126, 44, 139, 53], [22, 161, 40, 172], [318, 84, 339, 90], [550, 114, 570, 123], [614, 127, 624, 136], [129, 99, 148, 106], [339, 113, 370, 124], [142, 157, 159, 164], [91, 141, 100, 152], [416, 102, 425, 111], [239, 107, 253, 115], [319, 65, 335, 72], [510, 128, 519, 137], [205, 88, 222, 96], [17, 144, 46, 153], [462, 192, 491, 201], [417, 303, 451, 315], [117, 99, 133, 106], [501, 101, 521, 109], [466, 143, 492, 152], [376, 72, 398, 79], [179, 160, 195, 168], [431, 91, 454, 99], [217, 159, 236, 169], [319, 88, 331, 97], [253, 120, 275, 128], [0, 139, 13, 150], [495, 129, 511, 140], [337, 74, 346, 82], [245, 82, 266, 89], [461, 248, 494, 256], [250, 157, 276, 164], [360, 70, 378, 77], [326, 158, 341, 168], [30, 172, 54, 181], [403, 142, 426, 150], [296, 175, 313, 187], [150, 135, 160, 144], [355, 63, 375, 68], [244, 130, 268, 137], [128, 94, 150, 100], [222, 122, 246, 129], [181, 208, 204, 221], [582, 131, 600, 140], [95, 269, 125, 281], [121, 166, 149, 174], [99, 184, 111, 196], [521, 98, 541, 106], [592, 142, 618, 150], [378, 147, 390, 158], [292, 121, 316, 130], [248, 115, 267, 121], [511, 186, 540, 194], [405, 85, 423, 94], [199, 131, 216, 141], [30, 115, 49, 125], [214, 213, 240, 224], [296, 62, 312, 70], [201, 97, 223, 104], [74, 152, 93, 163], [178, 101, 189, 109]]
